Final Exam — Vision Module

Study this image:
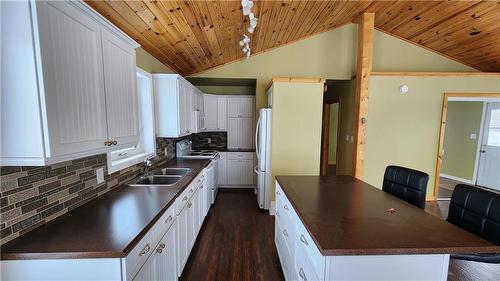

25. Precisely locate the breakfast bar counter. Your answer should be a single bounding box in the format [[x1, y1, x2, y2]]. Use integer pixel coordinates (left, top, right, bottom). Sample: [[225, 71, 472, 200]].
[[274, 175, 499, 281]]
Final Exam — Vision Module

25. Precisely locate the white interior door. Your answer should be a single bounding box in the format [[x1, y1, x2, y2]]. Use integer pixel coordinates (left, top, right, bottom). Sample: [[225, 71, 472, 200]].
[[477, 102, 500, 190]]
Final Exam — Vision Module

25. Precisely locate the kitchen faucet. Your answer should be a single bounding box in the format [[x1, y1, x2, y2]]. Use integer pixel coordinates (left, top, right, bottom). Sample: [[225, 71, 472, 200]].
[[142, 156, 154, 177]]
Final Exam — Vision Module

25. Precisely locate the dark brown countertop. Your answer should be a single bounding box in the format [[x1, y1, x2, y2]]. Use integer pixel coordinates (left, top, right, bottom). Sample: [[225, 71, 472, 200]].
[[219, 148, 255, 153], [276, 175, 500, 256], [1, 158, 210, 260]]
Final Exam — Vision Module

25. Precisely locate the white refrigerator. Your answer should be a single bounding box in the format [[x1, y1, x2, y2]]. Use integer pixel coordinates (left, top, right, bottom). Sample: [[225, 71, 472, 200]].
[[255, 108, 272, 210]]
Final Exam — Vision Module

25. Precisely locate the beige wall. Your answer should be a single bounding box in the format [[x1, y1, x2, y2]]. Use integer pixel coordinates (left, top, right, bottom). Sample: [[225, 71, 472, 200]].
[[328, 103, 339, 164], [192, 24, 358, 115], [364, 76, 500, 198], [136, 47, 174, 73], [271, 82, 324, 198], [372, 31, 477, 72], [441, 102, 483, 181]]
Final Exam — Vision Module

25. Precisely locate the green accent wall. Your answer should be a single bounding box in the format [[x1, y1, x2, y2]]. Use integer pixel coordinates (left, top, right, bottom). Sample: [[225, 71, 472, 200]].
[[441, 102, 483, 180], [364, 76, 500, 198], [328, 103, 339, 164], [136, 47, 173, 73]]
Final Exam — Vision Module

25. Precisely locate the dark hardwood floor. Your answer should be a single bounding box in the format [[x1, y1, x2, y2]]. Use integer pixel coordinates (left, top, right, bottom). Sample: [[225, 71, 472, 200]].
[[180, 189, 284, 281], [180, 190, 498, 281]]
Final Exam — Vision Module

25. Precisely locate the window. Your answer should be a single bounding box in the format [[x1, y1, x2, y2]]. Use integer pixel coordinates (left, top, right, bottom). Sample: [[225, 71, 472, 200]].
[[486, 104, 500, 147], [107, 67, 156, 174]]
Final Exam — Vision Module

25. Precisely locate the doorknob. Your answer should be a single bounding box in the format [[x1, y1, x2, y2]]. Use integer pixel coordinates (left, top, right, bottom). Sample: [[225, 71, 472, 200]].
[[480, 150, 486, 153]]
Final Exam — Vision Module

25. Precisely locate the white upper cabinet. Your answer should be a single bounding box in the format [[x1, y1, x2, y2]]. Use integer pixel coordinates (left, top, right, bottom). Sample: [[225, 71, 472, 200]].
[[154, 74, 203, 137], [228, 97, 253, 118], [203, 95, 218, 131], [217, 96, 228, 130], [101, 29, 139, 147], [0, 1, 140, 166]]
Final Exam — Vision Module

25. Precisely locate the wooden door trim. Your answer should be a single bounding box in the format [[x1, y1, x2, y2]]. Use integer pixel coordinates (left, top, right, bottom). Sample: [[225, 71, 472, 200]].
[[433, 92, 500, 200]]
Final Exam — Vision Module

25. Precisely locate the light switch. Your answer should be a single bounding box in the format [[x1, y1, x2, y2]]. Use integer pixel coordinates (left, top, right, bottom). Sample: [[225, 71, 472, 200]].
[[207, 138, 211, 144], [470, 133, 477, 140], [350, 136, 354, 143], [96, 168, 104, 184], [164, 148, 169, 156], [346, 135, 350, 141]]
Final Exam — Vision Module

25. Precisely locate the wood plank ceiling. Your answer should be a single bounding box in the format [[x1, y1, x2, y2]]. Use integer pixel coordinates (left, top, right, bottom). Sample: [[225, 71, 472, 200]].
[[85, 1, 500, 75]]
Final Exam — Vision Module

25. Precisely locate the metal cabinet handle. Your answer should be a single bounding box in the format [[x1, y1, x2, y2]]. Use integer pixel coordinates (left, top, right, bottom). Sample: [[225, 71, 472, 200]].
[[299, 268, 307, 281], [182, 196, 188, 201], [284, 205, 289, 211], [112, 140, 118, 145], [276, 211, 280, 217], [189, 189, 193, 193], [283, 229, 288, 237], [276, 190, 281, 195], [165, 215, 173, 223], [139, 243, 150, 256], [188, 202, 192, 208], [104, 141, 110, 146], [300, 234, 309, 245]]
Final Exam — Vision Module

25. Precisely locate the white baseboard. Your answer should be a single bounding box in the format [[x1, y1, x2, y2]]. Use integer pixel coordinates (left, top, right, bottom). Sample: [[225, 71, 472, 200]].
[[440, 174, 473, 184], [270, 201, 276, 216]]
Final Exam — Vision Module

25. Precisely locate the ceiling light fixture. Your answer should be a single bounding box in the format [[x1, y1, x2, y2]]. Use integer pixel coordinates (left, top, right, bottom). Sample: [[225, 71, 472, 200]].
[[240, 0, 257, 58]]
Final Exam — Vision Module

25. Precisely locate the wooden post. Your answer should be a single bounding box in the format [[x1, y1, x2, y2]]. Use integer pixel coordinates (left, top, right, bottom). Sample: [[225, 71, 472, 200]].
[[352, 13, 374, 179]]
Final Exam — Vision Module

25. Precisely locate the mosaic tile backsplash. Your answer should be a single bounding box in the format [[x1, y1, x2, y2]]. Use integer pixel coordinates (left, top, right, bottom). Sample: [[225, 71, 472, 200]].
[[192, 132, 227, 150], [0, 138, 176, 245]]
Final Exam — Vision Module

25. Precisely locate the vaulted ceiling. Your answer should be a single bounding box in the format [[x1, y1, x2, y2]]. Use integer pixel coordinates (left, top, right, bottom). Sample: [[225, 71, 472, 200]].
[[86, 1, 500, 75]]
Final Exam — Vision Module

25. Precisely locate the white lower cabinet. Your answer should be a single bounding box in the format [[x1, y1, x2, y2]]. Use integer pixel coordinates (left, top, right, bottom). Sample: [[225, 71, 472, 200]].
[[226, 152, 255, 186], [1, 171, 210, 281], [218, 152, 228, 185]]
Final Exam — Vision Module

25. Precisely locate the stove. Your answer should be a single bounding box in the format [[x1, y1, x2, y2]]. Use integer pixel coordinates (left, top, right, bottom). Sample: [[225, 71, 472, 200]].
[[176, 140, 219, 159], [176, 140, 220, 204]]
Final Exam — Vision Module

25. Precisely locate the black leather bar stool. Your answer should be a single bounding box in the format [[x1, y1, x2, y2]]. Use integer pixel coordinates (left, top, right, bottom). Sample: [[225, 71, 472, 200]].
[[447, 184, 500, 263], [382, 165, 429, 209]]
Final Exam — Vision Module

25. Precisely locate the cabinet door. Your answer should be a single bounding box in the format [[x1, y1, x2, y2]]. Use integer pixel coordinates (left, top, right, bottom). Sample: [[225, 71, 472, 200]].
[[133, 249, 158, 281], [239, 118, 254, 149], [176, 207, 188, 276], [218, 153, 227, 185], [240, 97, 254, 118], [186, 199, 195, 252], [203, 95, 218, 131], [178, 83, 188, 136], [227, 118, 239, 149], [184, 87, 193, 135], [36, 1, 108, 157], [156, 224, 177, 281], [227, 98, 240, 118], [217, 97, 227, 130], [240, 159, 255, 185], [227, 159, 241, 185], [101, 29, 139, 147]]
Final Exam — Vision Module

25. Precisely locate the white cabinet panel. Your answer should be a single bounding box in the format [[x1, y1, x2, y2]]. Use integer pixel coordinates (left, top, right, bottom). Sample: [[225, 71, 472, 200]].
[[217, 97, 227, 130], [227, 118, 239, 149], [239, 118, 253, 149], [101, 29, 139, 147], [227, 159, 241, 185], [37, 1, 108, 157], [240, 159, 254, 185], [218, 152, 227, 185], [203, 95, 218, 131], [186, 198, 195, 253], [155, 224, 177, 281], [227, 98, 240, 118], [239, 97, 254, 118], [176, 206, 188, 276]]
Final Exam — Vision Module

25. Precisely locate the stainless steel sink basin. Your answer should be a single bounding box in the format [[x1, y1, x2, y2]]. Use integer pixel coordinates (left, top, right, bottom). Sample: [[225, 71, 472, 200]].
[[128, 175, 182, 186], [154, 168, 191, 176]]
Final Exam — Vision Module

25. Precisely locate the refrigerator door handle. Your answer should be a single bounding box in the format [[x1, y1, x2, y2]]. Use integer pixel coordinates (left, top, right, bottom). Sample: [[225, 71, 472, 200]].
[[255, 115, 261, 161], [254, 165, 262, 174]]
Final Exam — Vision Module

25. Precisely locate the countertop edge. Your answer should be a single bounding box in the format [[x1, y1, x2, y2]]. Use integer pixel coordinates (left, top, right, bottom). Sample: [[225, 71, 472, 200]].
[[275, 176, 500, 256]]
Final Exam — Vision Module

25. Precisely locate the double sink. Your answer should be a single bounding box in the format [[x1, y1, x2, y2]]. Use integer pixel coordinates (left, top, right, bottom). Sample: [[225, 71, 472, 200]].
[[128, 168, 192, 187]]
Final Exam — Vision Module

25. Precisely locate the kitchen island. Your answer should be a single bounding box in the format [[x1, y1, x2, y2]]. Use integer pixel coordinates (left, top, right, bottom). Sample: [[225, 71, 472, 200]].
[[274, 175, 499, 281]]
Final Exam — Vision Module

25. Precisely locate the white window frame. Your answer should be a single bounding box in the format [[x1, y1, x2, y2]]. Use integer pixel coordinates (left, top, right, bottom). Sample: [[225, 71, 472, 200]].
[[107, 67, 156, 174]]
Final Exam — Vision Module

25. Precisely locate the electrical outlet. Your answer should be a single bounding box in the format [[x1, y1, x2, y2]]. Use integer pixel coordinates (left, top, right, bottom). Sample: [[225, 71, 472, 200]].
[[350, 136, 354, 143], [207, 138, 211, 144], [96, 168, 104, 184], [164, 148, 168, 156]]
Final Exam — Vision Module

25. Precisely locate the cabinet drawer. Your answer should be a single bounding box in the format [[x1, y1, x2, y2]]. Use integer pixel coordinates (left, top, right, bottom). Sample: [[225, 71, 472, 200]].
[[176, 183, 197, 214], [156, 204, 176, 237], [275, 219, 292, 281], [294, 214, 324, 278], [227, 152, 253, 160], [125, 209, 170, 280], [294, 244, 322, 281]]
